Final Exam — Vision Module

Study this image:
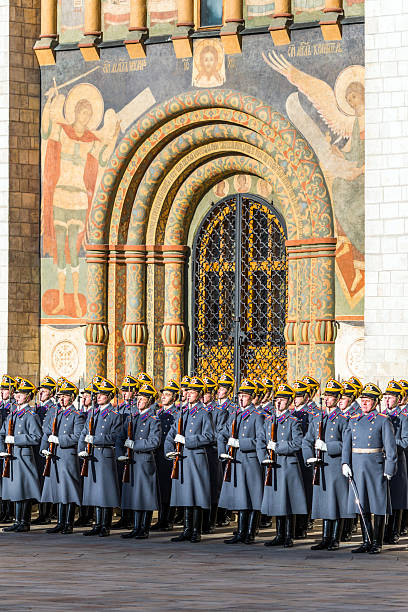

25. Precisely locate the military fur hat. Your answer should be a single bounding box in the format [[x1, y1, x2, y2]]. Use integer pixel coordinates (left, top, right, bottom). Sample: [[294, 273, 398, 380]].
[[302, 376, 319, 393], [39, 376, 57, 393], [15, 378, 36, 395], [341, 380, 358, 399], [96, 377, 117, 395], [349, 376, 363, 394], [262, 377, 275, 390], [180, 376, 191, 389], [187, 376, 206, 391], [137, 372, 153, 385]]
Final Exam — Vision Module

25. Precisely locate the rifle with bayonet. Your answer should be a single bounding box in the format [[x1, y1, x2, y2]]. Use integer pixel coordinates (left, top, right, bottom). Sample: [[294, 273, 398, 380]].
[[171, 387, 184, 480], [313, 394, 324, 486], [264, 402, 276, 487], [223, 390, 239, 483]]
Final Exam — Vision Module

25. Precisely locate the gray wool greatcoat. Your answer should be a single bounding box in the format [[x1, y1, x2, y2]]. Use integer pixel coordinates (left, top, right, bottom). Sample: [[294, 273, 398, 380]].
[[40, 405, 86, 505], [218, 406, 264, 511], [204, 402, 229, 505], [155, 404, 179, 505], [117, 407, 162, 511], [0, 405, 42, 502], [342, 409, 398, 515], [78, 404, 122, 508], [302, 408, 353, 520], [388, 409, 408, 510], [258, 411, 307, 516], [164, 403, 215, 509]]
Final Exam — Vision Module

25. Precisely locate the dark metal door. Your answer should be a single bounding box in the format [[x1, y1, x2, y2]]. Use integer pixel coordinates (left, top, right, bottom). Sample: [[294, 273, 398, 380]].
[[191, 193, 287, 385]]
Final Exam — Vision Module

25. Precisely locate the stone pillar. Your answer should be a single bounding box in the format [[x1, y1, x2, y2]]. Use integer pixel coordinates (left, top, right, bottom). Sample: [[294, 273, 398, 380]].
[[125, 0, 149, 59], [85, 246, 109, 380], [34, 0, 58, 65], [78, 0, 102, 61], [123, 247, 148, 375], [221, 0, 245, 55], [320, 0, 343, 41], [172, 0, 194, 58], [269, 0, 293, 46], [285, 238, 337, 382], [162, 247, 189, 382]]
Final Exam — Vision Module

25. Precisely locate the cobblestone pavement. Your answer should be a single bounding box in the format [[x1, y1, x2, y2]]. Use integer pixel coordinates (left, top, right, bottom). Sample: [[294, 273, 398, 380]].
[[0, 520, 407, 611]]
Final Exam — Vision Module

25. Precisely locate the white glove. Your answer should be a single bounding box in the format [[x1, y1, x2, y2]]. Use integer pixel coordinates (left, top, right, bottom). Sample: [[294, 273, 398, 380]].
[[342, 463, 353, 478], [174, 434, 185, 444], [84, 434, 94, 444], [5, 435, 14, 444], [307, 457, 318, 464], [262, 459, 274, 464], [0, 451, 9, 457], [41, 449, 51, 457], [384, 473, 392, 480], [267, 440, 276, 451], [124, 439, 134, 449], [315, 439, 327, 452], [227, 437, 239, 448], [166, 451, 179, 459], [78, 450, 89, 458], [220, 453, 230, 460], [117, 455, 128, 462], [48, 435, 59, 444]]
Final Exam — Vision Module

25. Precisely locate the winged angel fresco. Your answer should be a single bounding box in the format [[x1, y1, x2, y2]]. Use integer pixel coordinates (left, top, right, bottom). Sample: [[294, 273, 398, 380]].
[[263, 51, 365, 306]]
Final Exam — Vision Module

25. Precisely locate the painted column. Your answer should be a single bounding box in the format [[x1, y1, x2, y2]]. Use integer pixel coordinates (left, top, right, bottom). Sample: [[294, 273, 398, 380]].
[[269, 0, 293, 45], [34, 0, 58, 65], [320, 0, 343, 41], [123, 247, 148, 375], [162, 247, 189, 382], [274, 0, 291, 15], [85, 246, 109, 380], [172, 0, 194, 58], [325, 0, 342, 9], [285, 238, 337, 382], [106, 247, 127, 383], [78, 0, 102, 61], [221, 0, 244, 54], [125, 0, 149, 59]]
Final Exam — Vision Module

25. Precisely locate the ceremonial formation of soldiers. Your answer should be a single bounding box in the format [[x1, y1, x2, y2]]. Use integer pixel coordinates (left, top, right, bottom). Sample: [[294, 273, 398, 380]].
[[0, 370, 407, 555]]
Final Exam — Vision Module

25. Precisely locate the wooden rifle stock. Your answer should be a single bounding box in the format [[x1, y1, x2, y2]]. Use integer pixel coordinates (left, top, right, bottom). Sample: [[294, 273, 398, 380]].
[[171, 407, 183, 480], [313, 401, 324, 486], [43, 405, 59, 477], [2, 414, 14, 478], [223, 411, 238, 483], [81, 403, 94, 478], [122, 412, 133, 484], [264, 411, 277, 487]]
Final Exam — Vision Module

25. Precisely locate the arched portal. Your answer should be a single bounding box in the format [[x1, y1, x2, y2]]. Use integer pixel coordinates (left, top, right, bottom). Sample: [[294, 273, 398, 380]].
[[191, 192, 287, 383], [85, 90, 337, 388]]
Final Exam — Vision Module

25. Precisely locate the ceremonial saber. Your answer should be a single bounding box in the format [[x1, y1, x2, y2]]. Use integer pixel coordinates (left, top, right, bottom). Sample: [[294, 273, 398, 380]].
[[348, 475, 372, 545]]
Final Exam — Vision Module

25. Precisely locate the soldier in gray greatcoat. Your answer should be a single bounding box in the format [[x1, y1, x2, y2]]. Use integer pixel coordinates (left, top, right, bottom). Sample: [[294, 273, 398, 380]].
[[40, 379, 85, 534], [258, 383, 307, 548], [382, 380, 408, 544], [342, 383, 397, 554], [0, 378, 42, 532], [78, 377, 122, 537], [165, 376, 215, 543], [0, 375, 17, 523], [202, 376, 228, 534], [151, 379, 180, 531], [118, 383, 162, 539], [218, 379, 264, 545], [303, 379, 352, 551]]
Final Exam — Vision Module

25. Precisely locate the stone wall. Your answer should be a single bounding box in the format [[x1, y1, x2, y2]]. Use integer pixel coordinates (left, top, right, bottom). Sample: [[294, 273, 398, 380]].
[[8, 0, 40, 378], [365, 0, 408, 385], [0, 0, 9, 373]]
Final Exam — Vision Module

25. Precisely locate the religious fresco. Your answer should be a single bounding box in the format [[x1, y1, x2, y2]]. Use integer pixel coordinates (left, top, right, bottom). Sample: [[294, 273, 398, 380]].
[[39, 21, 364, 381], [59, 0, 85, 43]]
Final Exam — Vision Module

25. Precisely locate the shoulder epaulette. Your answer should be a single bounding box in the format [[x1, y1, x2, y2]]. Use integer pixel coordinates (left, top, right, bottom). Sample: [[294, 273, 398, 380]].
[[289, 416, 297, 421], [150, 414, 158, 420], [340, 413, 348, 418], [378, 412, 388, 418], [28, 409, 35, 415], [111, 409, 118, 415], [350, 413, 360, 419]]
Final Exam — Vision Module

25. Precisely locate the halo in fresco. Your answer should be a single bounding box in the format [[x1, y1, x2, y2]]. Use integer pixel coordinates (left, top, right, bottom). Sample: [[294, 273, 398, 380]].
[[64, 83, 104, 130], [193, 39, 226, 88], [334, 65, 365, 117]]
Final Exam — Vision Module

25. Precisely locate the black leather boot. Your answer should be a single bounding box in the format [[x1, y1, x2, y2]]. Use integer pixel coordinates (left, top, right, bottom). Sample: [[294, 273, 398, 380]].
[[122, 510, 142, 539], [74, 505, 93, 527], [369, 515, 385, 554], [265, 516, 285, 547], [191, 507, 203, 543], [47, 503, 66, 534], [352, 514, 373, 553], [260, 514, 272, 528], [0, 500, 14, 523], [245, 510, 259, 544], [400, 508, 408, 535], [224, 510, 248, 544], [83, 506, 102, 536], [151, 503, 168, 531], [15, 500, 31, 532], [311, 519, 332, 550], [171, 507, 193, 542], [136, 511, 153, 539], [341, 518, 353, 542], [62, 504, 76, 534], [112, 509, 132, 530], [284, 515, 294, 548], [3, 501, 22, 532], [217, 507, 231, 527], [99, 508, 113, 537], [327, 519, 344, 550], [295, 514, 308, 539], [32, 502, 51, 525], [384, 510, 401, 544]]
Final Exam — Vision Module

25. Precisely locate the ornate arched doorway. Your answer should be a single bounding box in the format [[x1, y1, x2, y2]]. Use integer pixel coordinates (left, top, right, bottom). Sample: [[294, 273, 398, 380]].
[[191, 193, 287, 383]]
